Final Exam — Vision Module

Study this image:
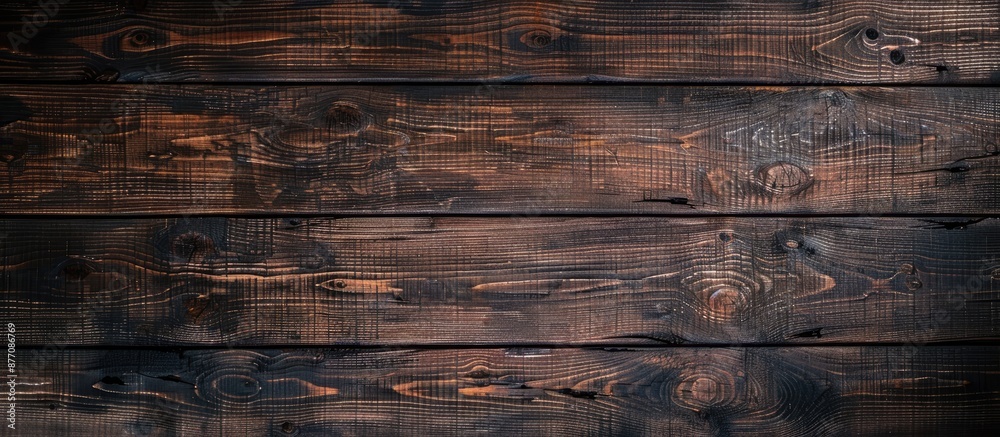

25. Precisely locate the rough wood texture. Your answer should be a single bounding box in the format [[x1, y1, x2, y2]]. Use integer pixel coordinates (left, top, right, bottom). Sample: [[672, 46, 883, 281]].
[[3, 86, 1000, 214], [1, 1, 999, 83], [3, 217, 998, 346], [12, 346, 1000, 436], [3, 2, 1000, 433]]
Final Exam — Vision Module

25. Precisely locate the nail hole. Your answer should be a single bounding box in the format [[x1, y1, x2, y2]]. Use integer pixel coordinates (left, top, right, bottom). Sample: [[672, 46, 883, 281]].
[[864, 28, 879, 40], [889, 49, 905, 65]]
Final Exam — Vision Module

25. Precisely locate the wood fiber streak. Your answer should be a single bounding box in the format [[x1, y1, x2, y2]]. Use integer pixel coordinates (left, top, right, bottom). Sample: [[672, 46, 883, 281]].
[[3, 217, 998, 346], [2, 86, 1000, 214], [0, 1, 999, 83], [12, 347, 1000, 436]]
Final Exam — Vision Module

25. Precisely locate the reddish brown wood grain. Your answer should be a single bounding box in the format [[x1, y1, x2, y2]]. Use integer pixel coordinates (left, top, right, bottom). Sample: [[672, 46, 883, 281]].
[[2, 2, 999, 433], [2, 86, 999, 214], [11, 346, 1000, 436], [3, 217, 997, 346], [0, 0, 998, 83]]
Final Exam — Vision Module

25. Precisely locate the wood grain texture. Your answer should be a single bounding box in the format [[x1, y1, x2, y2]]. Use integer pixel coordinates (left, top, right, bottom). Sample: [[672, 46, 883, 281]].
[[1, 0, 999, 83], [3, 86, 1000, 214], [12, 346, 1000, 436], [3, 217, 998, 346]]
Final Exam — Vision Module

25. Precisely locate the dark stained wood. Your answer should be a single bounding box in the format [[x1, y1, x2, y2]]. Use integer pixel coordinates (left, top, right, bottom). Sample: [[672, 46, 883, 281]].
[[3, 2, 999, 432], [3, 86, 1000, 214], [1, 1, 999, 83], [12, 346, 1000, 436], [4, 217, 998, 346]]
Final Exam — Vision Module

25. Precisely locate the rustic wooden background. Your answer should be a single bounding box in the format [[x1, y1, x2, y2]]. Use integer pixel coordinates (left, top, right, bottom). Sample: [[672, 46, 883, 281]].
[[2, 1, 999, 435]]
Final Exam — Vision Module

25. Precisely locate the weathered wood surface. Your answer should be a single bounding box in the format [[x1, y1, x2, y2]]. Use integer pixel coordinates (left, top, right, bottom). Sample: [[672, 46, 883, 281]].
[[12, 346, 1000, 436], [1, 1, 999, 83], [4, 217, 998, 346], [3, 86, 1000, 214]]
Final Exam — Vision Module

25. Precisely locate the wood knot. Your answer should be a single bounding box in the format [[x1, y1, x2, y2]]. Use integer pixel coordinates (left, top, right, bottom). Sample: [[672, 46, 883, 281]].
[[904, 276, 922, 291], [682, 263, 764, 323], [890, 49, 905, 65], [280, 422, 296, 434], [61, 261, 95, 281], [218, 374, 260, 399], [983, 142, 1000, 156], [990, 268, 1000, 281], [864, 28, 880, 41], [171, 231, 216, 262], [184, 294, 212, 323], [324, 102, 370, 134], [196, 359, 267, 406], [674, 369, 738, 412], [49, 258, 130, 293], [522, 30, 552, 49], [508, 24, 570, 52], [465, 366, 491, 379], [756, 162, 813, 196], [121, 28, 163, 52], [707, 287, 747, 320], [317, 278, 404, 298]]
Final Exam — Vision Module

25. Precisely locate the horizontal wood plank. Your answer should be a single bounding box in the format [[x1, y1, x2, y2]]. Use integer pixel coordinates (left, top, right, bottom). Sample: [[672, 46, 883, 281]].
[[2, 86, 1000, 214], [1, 1, 999, 83], [10, 346, 1000, 435], [3, 217, 998, 346]]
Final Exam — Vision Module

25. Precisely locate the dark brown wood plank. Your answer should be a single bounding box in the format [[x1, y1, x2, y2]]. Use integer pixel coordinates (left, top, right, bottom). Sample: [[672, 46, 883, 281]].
[[1, 1, 998, 83], [3, 217, 998, 346], [3, 86, 1000, 214], [10, 346, 1000, 435]]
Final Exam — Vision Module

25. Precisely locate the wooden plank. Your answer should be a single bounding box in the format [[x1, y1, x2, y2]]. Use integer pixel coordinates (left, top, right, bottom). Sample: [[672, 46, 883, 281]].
[[3, 217, 998, 346], [3, 86, 1000, 214], [9, 346, 1000, 435], [1, 1, 999, 83]]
